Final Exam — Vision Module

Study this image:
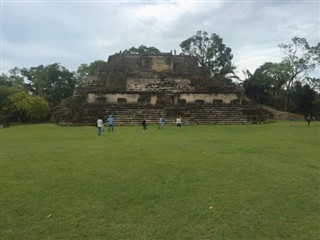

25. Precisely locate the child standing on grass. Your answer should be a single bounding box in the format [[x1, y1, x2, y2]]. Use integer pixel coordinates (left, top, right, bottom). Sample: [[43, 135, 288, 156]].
[[142, 116, 148, 132]]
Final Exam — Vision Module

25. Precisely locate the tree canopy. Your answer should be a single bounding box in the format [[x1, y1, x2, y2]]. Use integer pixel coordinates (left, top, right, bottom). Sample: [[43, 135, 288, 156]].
[[278, 36, 320, 111], [123, 45, 161, 54], [2, 90, 49, 122], [180, 30, 236, 81], [20, 63, 76, 107], [242, 36, 319, 114], [75, 60, 107, 87]]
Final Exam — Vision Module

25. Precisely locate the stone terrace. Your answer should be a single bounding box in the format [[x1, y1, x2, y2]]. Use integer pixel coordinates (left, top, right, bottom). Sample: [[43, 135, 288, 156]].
[[54, 52, 274, 125]]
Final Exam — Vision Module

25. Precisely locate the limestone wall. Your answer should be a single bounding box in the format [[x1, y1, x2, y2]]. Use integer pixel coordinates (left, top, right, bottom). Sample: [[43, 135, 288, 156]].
[[87, 93, 141, 104], [127, 77, 195, 92], [148, 56, 173, 72], [180, 93, 238, 104], [87, 92, 238, 105]]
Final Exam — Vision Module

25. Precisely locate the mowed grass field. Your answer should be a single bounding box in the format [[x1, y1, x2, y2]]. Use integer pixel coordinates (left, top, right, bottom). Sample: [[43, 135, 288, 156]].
[[1, 121, 319, 240]]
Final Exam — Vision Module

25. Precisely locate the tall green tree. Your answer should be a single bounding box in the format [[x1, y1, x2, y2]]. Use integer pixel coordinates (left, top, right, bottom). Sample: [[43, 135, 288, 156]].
[[3, 91, 49, 122], [291, 82, 316, 115], [75, 60, 107, 86], [310, 93, 320, 118], [20, 65, 47, 97], [0, 68, 25, 88], [180, 30, 236, 81], [0, 73, 11, 87], [20, 64, 76, 107], [278, 36, 320, 111], [45, 63, 75, 107], [8, 67, 25, 88], [243, 62, 290, 109], [306, 76, 320, 92], [0, 86, 19, 114]]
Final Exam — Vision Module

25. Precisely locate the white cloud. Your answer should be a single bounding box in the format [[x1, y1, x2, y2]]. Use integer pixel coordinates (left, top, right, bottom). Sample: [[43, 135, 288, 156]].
[[233, 46, 282, 79], [1, 1, 319, 78]]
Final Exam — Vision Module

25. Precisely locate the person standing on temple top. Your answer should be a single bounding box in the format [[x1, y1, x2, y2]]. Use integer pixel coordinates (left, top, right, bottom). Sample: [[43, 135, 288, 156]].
[[306, 114, 312, 127], [159, 115, 166, 130], [107, 115, 114, 132], [142, 116, 148, 132], [96, 116, 104, 136], [176, 116, 182, 128]]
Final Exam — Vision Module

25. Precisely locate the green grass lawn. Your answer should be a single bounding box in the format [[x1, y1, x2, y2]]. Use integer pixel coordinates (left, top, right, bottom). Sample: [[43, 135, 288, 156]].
[[1, 121, 319, 239]]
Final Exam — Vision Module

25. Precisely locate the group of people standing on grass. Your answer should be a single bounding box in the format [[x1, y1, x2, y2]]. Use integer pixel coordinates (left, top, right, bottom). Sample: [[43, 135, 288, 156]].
[[290, 114, 314, 127], [141, 115, 183, 133], [96, 115, 114, 136], [98, 113, 315, 135], [97, 114, 184, 135]]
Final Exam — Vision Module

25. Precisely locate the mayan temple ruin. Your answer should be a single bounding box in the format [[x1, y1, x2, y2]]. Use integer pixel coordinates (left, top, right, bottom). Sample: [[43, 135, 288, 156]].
[[53, 52, 274, 125]]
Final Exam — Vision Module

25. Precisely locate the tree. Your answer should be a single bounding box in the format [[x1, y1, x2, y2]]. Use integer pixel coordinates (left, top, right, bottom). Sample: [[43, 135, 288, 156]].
[[0, 69, 26, 89], [20, 65, 47, 97], [0, 86, 19, 113], [20, 63, 76, 107], [290, 82, 316, 115], [242, 62, 288, 109], [45, 63, 75, 107], [123, 45, 161, 54], [180, 30, 236, 81], [8, 67, 25, 87], [310, 93, 320, 119], [0, 73, 11, 87], [74, 64, 89, 87], [3, 91, 49, 122], [75, 60, 107, 86], [306, 76, 320, 92], [242, 37, 319, 113], [278, 36, 320, 111]]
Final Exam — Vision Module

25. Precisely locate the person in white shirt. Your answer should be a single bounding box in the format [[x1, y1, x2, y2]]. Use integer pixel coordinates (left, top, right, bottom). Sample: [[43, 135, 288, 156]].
[[176, 116, 182, 128], [97, 116, 104, 136]]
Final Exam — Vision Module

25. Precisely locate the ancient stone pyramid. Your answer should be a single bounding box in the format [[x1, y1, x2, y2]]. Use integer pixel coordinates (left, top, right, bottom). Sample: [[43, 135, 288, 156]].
[[53, 52, 273, 126]]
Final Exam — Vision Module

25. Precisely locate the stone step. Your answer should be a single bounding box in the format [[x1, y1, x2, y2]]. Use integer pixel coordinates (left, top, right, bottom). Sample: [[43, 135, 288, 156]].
[[56, 102, 260, 126]]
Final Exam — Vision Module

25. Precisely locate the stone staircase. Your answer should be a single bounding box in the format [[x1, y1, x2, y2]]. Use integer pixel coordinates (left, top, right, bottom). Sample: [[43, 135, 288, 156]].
[[178, 104, 248, 125], [56, 103, 252, 126]]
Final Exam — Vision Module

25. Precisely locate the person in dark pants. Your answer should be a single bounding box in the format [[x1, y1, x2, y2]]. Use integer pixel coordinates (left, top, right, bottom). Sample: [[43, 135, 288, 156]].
[[176, 116, 182, 128], [142, 116, 148, 132], [107, 115, 114, 132], [96, 116, 104, 136], [306, 114, 311, 127]]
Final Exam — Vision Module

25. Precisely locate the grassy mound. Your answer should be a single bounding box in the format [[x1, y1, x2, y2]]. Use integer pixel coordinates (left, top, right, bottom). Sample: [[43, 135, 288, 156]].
[[261, 105, 305, 121]]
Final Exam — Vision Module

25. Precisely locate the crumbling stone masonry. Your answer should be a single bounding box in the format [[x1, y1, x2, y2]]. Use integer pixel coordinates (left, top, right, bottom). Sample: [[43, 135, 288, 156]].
[[53, 52, 274, 125]]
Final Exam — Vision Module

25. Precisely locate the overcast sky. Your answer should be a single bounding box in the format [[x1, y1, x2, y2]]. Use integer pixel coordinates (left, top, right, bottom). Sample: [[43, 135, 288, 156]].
[[1, 0, 319, 79]]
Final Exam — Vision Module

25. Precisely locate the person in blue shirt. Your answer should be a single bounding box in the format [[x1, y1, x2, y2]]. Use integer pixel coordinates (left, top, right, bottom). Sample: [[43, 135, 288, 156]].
[[107, 115, 114, 132], [159, 115, 166, 130]]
